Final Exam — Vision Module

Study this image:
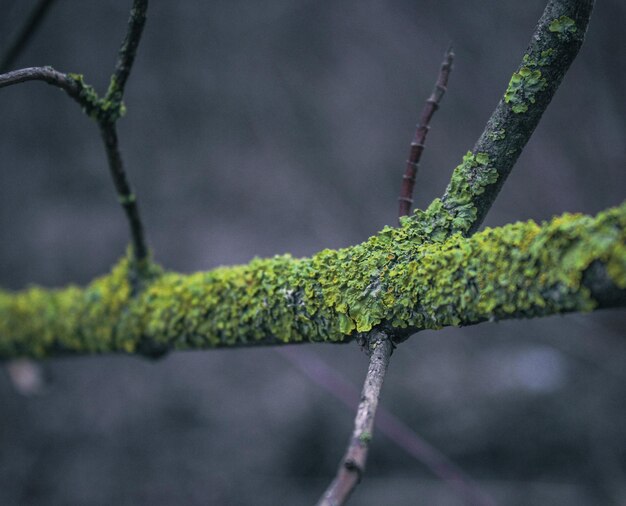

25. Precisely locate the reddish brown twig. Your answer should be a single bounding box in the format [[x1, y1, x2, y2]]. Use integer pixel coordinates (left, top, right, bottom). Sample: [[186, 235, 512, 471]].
[[317, 333, 393, 506], [398, 47, 454, 220]]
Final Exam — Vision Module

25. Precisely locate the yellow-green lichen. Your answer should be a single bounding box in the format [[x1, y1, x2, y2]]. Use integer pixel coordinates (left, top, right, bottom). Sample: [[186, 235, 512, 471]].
[[504, 66, 548, 114], [1, 202, 624, 359], [549, 16, 577, 40], [67, 73, 126, 123], [488, 129, 506, 142]]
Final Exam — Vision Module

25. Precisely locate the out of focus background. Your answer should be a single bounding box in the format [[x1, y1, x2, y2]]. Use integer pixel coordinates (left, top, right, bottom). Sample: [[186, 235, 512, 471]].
[[0, 1, 625, 505]]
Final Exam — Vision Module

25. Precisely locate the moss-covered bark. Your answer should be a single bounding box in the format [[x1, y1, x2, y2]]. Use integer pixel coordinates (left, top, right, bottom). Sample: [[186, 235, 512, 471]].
[[1, 202, 624, 359]]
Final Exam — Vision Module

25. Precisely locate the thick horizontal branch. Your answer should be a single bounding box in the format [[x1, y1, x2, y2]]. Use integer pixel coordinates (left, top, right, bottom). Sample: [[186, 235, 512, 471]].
[[1, 201, 624, 359], [412, 0, 594, 239]]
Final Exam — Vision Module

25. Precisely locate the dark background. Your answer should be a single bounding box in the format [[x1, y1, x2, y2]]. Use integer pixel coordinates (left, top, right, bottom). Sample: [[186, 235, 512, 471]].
[[1, 1, 625, 505]]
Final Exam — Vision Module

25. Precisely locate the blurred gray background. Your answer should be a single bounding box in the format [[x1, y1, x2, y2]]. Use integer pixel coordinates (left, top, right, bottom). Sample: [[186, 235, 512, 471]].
[[0, 1, 625, 505]]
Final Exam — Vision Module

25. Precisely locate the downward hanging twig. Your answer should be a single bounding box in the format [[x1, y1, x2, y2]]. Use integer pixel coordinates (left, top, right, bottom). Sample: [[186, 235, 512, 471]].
[[278, 347, 496, 506], [317, 332, 393, 506], [398, 46, 454, 220]]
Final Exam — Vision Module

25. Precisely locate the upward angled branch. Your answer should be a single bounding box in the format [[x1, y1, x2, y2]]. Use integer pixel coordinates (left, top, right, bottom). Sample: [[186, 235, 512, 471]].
[[417, 0, 594, 240], [105, 0, 148, 115], [99, 0, 150, 265]]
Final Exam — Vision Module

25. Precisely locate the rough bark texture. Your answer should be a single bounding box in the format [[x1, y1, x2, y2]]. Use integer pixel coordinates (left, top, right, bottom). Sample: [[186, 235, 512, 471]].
[[439, 0, 594, 235], [1, 202, 624, 359]]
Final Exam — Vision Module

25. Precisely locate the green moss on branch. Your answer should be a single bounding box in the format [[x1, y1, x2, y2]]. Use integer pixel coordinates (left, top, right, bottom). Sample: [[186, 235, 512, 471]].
[[449, 0, 594, 234], [1, 201, 625, 359]]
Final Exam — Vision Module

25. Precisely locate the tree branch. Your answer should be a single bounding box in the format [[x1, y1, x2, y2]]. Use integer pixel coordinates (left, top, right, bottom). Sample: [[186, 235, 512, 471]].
[[398, 47, 454, 220], [317, 333, 393, 506], [99, 123, 148, 264], [0, 66, 83, 103], [99, 0, 150, 265], [0, 0, 57, 73], [0, 202, 624, 359], [107, 0, 148, 108], [0, 1, 150, 267], [279, 347, 496, 506], [411, 0, 595, 240]]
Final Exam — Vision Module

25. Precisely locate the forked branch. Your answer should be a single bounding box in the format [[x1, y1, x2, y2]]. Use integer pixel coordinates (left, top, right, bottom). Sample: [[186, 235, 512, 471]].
[[0, 0, 150, 267]]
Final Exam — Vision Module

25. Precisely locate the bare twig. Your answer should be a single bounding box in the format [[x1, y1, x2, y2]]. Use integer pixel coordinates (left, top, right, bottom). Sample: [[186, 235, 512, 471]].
[[0, 0, 57, 73], [317, 332, 393, 506], [0, 66, 82, 102], [398, 47, 454, 220], [278, 347, 496, 506]]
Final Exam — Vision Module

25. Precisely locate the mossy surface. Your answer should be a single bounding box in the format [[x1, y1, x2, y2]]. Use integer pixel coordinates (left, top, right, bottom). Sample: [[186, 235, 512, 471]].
[[548, 16, 577, 40], [67, 73, 126, 123], [1, 202, 625, 359], [505, 66, 548, 113]]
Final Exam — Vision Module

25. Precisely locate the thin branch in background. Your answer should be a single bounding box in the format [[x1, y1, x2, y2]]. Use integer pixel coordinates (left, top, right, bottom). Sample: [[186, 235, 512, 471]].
[[99, 123, 148, 263], [0, 0, 57, 73], [278, 347, 496, 506], [107, 0, 148, 108], [398, 46, 454, 220], [316, 332, 393, 506], [0, 1, 151, 267], [100, 0, 149, 264]]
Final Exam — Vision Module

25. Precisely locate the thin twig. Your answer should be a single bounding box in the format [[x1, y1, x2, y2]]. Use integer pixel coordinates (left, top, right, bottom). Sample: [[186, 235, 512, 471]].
[[0, 66, 82, 102], [0, 0, 57, 73], [398, 47, 454, 220], [278, 347, 496, 506], [317, 332, 393, 506], [99, 123, 148, 262], [99, 0, 150, 264], [106, 0, 148, 110]]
